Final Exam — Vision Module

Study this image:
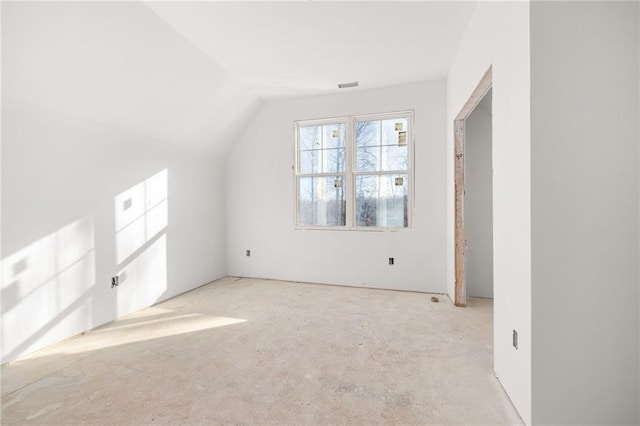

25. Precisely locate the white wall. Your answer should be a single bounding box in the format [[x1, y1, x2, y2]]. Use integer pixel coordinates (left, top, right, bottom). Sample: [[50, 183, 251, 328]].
[[530, 2, 639, 424], [0, 0, 236, 364], [464, 91, 493, 299], [227, 81, 447, 293], [1, 99, 227, 363], [447, 2, 531, 423], [1, 2, 260, 155]]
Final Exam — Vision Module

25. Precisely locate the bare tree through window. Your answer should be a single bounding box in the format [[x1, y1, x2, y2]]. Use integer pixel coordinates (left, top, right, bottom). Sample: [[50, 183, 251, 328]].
[[296, 113, 411, 228], [355, 118, 409, 227]]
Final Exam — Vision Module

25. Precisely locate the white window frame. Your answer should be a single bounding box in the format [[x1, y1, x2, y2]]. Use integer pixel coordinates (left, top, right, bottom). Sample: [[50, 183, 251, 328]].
[[294, 110, 414, 231]]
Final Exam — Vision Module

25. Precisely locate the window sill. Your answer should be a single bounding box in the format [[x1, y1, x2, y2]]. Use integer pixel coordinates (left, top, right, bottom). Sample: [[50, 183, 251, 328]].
[[294, 226, 410, 232]]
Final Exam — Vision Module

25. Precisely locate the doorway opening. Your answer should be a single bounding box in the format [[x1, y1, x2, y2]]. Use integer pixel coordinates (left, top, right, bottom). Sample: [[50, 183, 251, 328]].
[[454, 67, 492, 307]]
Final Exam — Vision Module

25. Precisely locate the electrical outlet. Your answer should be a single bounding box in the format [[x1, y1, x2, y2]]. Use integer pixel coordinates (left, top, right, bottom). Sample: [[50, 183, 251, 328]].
[[388, 257, 394, 265], [111, 276, 119, 288], [246, 250, 251, 257], [513, 329, 518, 350]]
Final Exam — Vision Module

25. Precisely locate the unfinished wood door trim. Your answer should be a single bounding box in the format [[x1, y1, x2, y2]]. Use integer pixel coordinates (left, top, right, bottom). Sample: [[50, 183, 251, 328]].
[[454, 66, 492, 307]]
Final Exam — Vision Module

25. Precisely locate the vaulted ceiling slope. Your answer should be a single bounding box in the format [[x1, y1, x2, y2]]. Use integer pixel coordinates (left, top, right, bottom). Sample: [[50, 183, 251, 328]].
[[3, 1, 476, 153]]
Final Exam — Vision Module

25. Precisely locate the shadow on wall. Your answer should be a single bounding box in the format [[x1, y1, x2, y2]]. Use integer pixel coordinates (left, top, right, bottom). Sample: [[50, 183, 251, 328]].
[[114, 169, 169, 317], [1, 169, 170, 363], [1, 216, 96, 361]]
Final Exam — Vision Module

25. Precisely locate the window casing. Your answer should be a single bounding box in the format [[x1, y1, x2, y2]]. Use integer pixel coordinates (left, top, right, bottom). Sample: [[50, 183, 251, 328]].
[[295, 111, 413, 230]]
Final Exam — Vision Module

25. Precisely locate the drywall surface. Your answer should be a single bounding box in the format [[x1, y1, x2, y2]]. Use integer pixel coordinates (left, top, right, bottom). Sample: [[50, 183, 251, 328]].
[[0, 0, 3, 311], [1, 1, 260, 155], [464, 91, 493, 299], [531, 2, 639, 424], [226, 81, 447, 292], [447, 2, 531, 422], [1, 99, 227, 363], [1, 1, 228, 364], [145, 2, 476, 93]]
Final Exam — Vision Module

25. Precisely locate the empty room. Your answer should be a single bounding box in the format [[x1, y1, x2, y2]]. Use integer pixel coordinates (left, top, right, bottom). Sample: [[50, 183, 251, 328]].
[[1, 1, 639, 425]]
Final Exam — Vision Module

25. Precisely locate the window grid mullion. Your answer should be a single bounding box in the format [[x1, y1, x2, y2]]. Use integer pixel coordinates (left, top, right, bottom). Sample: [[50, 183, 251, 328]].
[[298, 173, 347, 178], [353, 170, 408, 176], [346, 117, 355, 229], [296, 112, 412, 230]]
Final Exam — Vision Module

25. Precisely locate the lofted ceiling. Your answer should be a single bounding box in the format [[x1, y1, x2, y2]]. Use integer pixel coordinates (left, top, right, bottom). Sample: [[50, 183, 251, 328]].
[[2, 1, 477, 152], [145, 1, 477, 96]]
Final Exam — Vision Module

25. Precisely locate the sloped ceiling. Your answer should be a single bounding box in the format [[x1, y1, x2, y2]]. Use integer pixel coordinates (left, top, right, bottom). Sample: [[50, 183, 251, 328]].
[[146, 1, 477, 95], [2, 1, 476, 153]]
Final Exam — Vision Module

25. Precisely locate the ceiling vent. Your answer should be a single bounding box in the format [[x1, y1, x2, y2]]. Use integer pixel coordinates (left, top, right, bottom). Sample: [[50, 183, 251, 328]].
[[337, 81, 359, 89]]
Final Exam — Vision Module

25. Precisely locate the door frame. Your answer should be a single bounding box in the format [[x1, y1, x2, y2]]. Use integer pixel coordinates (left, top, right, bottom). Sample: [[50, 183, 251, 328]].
[[454, 66, 493, 307]]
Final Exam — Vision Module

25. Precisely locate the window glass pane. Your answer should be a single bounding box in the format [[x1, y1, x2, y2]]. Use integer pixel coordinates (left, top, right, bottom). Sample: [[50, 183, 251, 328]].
[[300, 123, 345, 151], [299, 176, 346, 226], [300, 126, 321, 150], [300, 149, 320, 174], [381, 118, 408, 146], [323, 148, 345, 173], [356, 118, 408, 147], [355, 120, 380, 148], [322, 123, 345, 149], [300, 148, 345, 174], [356, 145, 408, 172], [356, 117, 409, 171], [356, 174, 408, 228]]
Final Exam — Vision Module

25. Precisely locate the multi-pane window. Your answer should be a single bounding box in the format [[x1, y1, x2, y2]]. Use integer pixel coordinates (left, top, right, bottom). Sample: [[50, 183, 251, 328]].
[[297, 122, 347, 227], [295, 112, 412, 229]]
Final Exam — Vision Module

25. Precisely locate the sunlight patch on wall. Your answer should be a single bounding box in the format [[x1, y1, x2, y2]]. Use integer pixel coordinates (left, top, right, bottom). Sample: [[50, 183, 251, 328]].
[[115, 169, 168, 264], [1, 216, 95, 362], [114, 169, 169, 317], [116, 234, 167, 317]]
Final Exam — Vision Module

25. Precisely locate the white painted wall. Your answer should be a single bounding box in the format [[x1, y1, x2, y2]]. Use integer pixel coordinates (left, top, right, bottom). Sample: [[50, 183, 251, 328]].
[[1, 0, 233, 364], [530, 2, 639, 424], [0, 0, 3, 325], [227, 81, 447, 293], [447, 2, 531, 422], [1, 99, 227, 363], [2, 2, 261, 155], [464, 91, 493, 299]]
